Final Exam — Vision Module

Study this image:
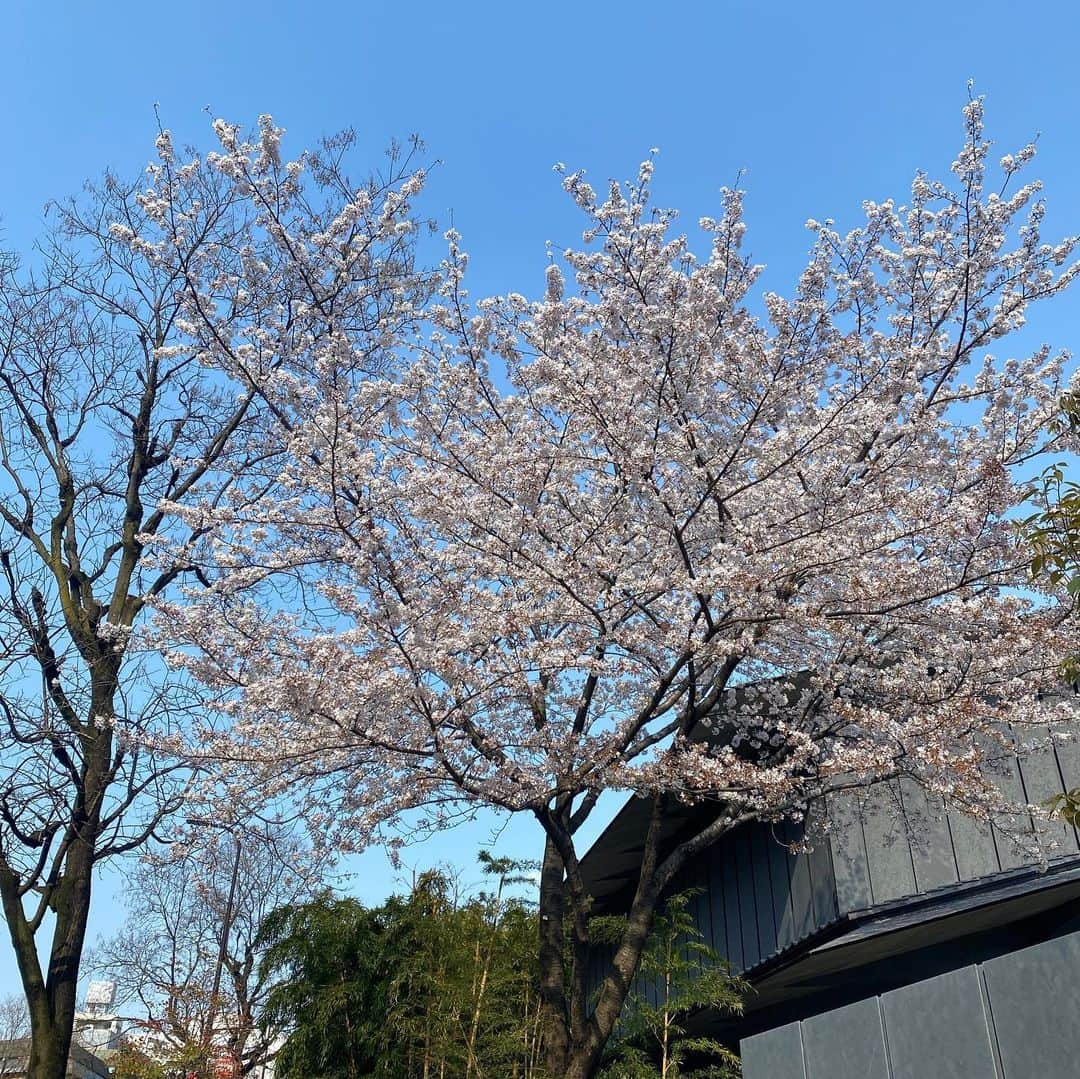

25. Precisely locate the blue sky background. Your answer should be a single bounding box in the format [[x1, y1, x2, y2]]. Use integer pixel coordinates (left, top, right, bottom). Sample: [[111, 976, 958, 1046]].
[[3, 0, 1080, 1000]]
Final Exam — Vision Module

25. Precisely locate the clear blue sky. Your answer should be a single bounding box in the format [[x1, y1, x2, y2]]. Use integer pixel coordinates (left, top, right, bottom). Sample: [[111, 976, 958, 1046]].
[[3, 0, 1080, 999]]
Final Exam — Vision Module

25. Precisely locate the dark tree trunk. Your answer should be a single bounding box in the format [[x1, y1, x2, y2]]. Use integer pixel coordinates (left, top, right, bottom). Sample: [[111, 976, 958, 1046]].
[[2, 832, 96, 1079], [0, 684, 112, 1079], [538, 834, 571, 1074], [536, 795, 672, 1079]]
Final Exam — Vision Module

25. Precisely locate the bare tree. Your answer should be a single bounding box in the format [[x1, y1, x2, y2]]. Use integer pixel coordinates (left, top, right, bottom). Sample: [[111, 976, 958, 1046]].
[[0, 994, 29, 1079], [0, 116, 429, 1079], [92, 826, 329, 1077], [0, 993, 29, 1043]]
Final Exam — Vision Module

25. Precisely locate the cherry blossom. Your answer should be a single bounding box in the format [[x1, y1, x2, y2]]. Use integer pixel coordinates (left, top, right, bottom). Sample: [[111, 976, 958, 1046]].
[[149, 99, 1079, 1078]]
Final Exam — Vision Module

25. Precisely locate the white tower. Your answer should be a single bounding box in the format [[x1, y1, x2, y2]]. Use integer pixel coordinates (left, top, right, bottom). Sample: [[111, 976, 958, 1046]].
[[74, 981, 121, 1055]]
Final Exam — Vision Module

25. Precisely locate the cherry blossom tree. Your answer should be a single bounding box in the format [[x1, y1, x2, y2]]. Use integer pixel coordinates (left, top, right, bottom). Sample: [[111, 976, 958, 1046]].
[[0, 117, 430, 1079], [155, 98, 1080, 1079]]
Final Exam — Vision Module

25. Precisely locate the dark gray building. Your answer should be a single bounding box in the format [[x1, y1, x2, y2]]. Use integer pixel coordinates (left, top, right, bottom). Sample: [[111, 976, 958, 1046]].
[[580, 698, 1080, 1078]]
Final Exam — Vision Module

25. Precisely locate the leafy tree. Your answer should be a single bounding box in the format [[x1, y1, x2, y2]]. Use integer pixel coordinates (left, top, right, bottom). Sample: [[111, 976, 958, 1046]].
[[392, 854, 544, 1079], [259, 857, 546, 1079], [257, 894, 398, 1078], [1025, 392, 1080, 603], [1024, 393, 1080, 825], [108, 1036, 213, 1079], [596, 892, 745, 1079]]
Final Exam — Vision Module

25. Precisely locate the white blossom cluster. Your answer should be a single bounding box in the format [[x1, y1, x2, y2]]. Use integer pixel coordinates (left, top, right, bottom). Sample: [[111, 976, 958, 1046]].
[[144, 102, 1079, 858]]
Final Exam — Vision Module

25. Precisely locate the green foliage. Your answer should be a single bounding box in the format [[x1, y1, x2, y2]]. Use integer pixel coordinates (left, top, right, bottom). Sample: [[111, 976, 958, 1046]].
[[259, 872, 747, 1079], [109, 1044, 171, 1079], [257, 893, 401, 1077], [1047, 788, 1080, 829], [597, 891, 746, 1079], [1027, 395, 1080, 835], [258, 854, 547, 1079], [109, 1038, 221, 1079], [1024, 394, 1080, 605]]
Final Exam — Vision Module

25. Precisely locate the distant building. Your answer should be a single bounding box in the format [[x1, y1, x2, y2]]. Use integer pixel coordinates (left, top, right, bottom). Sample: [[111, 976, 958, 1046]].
[[0, 1039, 110, 1079], [2, 973, 278, 1079], [73, 981, 122, 1059]]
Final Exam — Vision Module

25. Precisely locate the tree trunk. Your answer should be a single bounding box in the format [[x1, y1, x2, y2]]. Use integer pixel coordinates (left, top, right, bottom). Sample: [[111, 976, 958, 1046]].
[[536, 830, 637, 1079], [25, 1027, 68, 1079], [537, 794, 674, 1079], [1, 833, 96, 1079], [537, 834, 571, 1074], [562, 1057, 601, 1079]]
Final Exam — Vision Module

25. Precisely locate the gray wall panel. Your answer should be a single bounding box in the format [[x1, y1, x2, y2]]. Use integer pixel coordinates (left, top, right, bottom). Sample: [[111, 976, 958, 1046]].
[[768, 827, 797, 952], [786, 823, 815, 943], [706, 848, 728, 960], [880, 967, 999, 1079], [827, 791, 875, 913], [1017, 727, 1079, 858], [988, 753, 1033, 872], [1052, 729, 1080, 791], [800, 998, 890, 1079], [689, 871, 712, 970], [861, 781, 919, 906], [751, 827, 778, 961], [721, 844, 744, 971], [737, 831, 761, 969], [740, 1022, 806, 1079], [741, 927, 1080, 1079], [948, 808, 1000, 882], [983, 929, 1080, 1079], [898, 778, 959, 894], [805, 808, 839, 927]]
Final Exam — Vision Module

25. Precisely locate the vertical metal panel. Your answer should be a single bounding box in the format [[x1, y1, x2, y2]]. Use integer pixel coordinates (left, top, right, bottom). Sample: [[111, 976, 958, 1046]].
[[689, 868, 713, 970], [749, 827, 777, 961], [1051, 734, 1080, 849], [947, 808, 1001, 882], [860, 781, 919, 905], [827, 791, 875, 914], [642, 956, 660, 1009], [982, 927, 1080, 1079], [706, 846, 728, 960], [721, 837, 744, 972], [670, 865, 693, 967], [805, 807, 839, 927], [800, 998, 890, 1079], [632, 962, 646, 1010], [1052, 727, 1080, 792], [1017, 726, 1079, 858], [987, 749, 1034, 871], [880, 966, 1000, 1079], [737, 830, 761, 969], [740, 1022, 807, 1079], [785, 821, 815, 943], [741, 928, 1080, 1079], [768, 825, 797, 952], [898, 778, 959, 894]]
